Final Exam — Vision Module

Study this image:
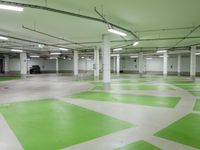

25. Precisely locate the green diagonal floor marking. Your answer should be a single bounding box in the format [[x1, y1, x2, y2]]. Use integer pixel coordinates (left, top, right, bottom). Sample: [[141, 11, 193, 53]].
[[0, 76, 19, 82], [115, 140, 161, 150], [71, 91, 181, 108], [93, 85, 174, 91], [0, 99, 133, 150], [155, 113, 200, 149], [194, 99, 200, 111]]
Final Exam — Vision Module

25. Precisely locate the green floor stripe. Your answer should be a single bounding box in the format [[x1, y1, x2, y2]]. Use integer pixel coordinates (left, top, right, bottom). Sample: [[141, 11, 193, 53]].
[[115, 140, 161, 150], [0, 76, 19, 82], [194, 99, 200, 111], [155, 113, 200, 149], [93, 85, 174, 91], [0, 99, 133, 150], [71, 91, 181, 108]]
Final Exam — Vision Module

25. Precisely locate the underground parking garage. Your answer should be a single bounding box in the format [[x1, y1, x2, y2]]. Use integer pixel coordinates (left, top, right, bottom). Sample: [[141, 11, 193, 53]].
[[0, 1, 200, 150]]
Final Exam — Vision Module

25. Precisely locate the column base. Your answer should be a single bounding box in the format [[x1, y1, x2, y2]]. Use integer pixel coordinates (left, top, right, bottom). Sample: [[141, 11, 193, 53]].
[[191, 75, 195, 81], [139, 73, 143, 78], [163, 74, 168, 79], [21, 74, 27, 79], [177, 72, 181, 76], [94, 76, 99, 81], [74, 75, 79, 80], [103, 83, 111, 91]]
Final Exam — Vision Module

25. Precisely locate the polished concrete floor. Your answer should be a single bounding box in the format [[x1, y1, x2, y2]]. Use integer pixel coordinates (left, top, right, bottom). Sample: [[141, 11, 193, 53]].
[[0, 74, 200, 150]]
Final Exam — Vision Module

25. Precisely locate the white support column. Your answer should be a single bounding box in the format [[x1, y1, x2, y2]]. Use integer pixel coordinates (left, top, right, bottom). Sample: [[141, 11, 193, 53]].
[[74, 50, 79, 77], [163, 52, 168, 77], [102, 34, 111, 83], [56, 58, 59, 74], [190, 46, 196, 81], [94, 47, 100, 80], [113, 57, 116, 73], [20, 52, 27, 77], [116, 55, 120, 75], [177, 55, 181, 76], [138, 52, 143, 77], [3, 55, 9, 74]]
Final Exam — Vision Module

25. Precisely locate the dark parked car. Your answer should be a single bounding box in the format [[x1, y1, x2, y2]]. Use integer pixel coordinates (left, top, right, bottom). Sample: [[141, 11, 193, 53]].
[[30, 65, 41, 74]]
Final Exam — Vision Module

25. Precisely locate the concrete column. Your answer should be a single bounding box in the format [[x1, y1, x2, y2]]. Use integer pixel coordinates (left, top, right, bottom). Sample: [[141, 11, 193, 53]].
[[94, 48, 100, 80], [102, 34, 111, 83], [20, 52, 27, 77], [190, 46, 196, 81], [56, 58, 59, 74], [116, 55, 120, 75], [177, 55, 181, 76], [138, 52, 143, 77], [73, 51, 79, 77], [3, 55, 9, 74], [163, 52, 168, 77], [113, 57, 116, 73]]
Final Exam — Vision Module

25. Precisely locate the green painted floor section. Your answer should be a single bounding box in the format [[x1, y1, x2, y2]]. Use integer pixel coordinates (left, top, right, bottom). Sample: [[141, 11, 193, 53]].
[[155, 113, 200, 149], [115, 140, 161, 150], [71, 91, 181, 108], [0, 76, 19, 82], [0, 99, 133, 150], [194, 99, 200, 111], [93, 85, 174, 91]]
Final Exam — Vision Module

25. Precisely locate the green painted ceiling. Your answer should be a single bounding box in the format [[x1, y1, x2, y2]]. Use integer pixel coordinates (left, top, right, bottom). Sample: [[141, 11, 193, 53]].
[[0, 0, 200, 52]]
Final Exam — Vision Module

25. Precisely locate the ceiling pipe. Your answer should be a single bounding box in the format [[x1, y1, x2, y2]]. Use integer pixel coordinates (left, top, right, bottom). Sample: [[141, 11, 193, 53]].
[[0, 0, 138, 39], [22, 25, 89, 48]]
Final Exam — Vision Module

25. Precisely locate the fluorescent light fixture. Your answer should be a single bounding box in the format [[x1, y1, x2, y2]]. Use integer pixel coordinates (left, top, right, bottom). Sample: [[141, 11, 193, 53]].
[[50, 52, 61, 55], [81, 56, 85, 59], [0, 4, 23, 12], [30, 55, 40, 58], [49, 57, 57, 60], [38, 44, 44, 48], [159, 56, 164, 58], [108, 29, 127, 37], [113, 48, 123, 51], [68, 58, 72, 60], [157, 50, 167, 53], [133, 41, 139, 46], [0, 36, 8, 40], [196, 53, 200, 55], [130, 55, 138, 58], [11, 49, 23, 52], [146, 57, 152, 60], [59, 48, 68, 51]]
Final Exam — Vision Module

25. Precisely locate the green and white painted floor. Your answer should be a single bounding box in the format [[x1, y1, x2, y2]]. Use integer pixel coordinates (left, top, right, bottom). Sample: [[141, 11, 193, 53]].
[[0, 74, 200, 150]]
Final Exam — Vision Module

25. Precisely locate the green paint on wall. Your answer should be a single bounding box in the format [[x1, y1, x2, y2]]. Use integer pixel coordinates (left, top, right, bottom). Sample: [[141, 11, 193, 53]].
[[93, 85, 174, 91], [71, 91, 181, 108], [115, 140, 161, 150], [155, 113, 200, 149], [194, 99, 200, 111], [0, 99, 133, 150]]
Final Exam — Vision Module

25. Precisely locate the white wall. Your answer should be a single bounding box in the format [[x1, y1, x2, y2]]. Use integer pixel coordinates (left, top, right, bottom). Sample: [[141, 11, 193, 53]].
[[8, 55, 200, 73]]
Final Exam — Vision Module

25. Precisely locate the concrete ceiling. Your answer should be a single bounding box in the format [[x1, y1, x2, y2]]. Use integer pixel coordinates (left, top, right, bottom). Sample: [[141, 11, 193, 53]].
[[0, 0, 200, 54]]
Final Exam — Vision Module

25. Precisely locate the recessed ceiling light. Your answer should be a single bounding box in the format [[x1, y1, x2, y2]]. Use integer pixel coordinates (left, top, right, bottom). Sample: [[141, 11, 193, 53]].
[[113, 48, 123, 51], [49, 57, 58, 60], [0, 36, 8, 40], [108, 29, 127, 37], [133, 41, 139, 46], [38, 44, 44, 48], [0, 4, 23, 12], [159, 56, 164, 58], [81, 56, 85, 59], [196, 53, 200, 55], [59, 48, 68, 51], [11, 49, 23, 52], [146, 57, 152, 60]]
